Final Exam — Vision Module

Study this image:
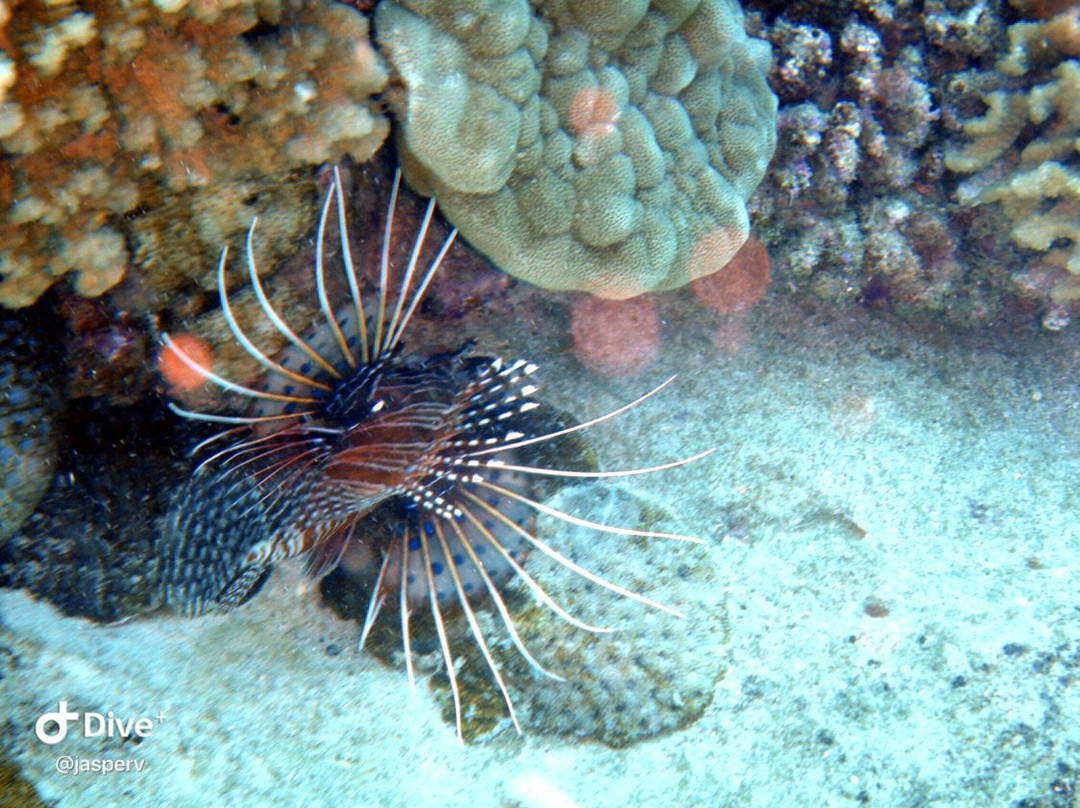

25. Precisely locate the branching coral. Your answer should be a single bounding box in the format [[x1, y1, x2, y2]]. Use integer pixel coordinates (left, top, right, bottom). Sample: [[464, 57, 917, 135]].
[[743, 0, 1030, 327], [946, 8, 1080, 286], [376, 0, 777, 299], [0, 0, 389, 308]]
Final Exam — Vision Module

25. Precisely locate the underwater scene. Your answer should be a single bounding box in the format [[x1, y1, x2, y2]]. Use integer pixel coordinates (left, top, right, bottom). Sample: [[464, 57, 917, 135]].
[[1, 0, 1079, 805]]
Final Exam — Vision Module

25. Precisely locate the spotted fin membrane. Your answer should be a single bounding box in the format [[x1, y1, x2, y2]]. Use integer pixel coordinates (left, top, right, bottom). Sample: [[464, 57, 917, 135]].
[[162, 168, 713, 740]]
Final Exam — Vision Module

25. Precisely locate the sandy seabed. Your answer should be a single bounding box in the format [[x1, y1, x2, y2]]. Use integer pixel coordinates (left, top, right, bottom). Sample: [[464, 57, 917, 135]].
[[3, 292, 1078, 807]]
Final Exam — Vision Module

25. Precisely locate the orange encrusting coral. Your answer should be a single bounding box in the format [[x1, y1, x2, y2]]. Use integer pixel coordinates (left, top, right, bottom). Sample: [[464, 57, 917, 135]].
[[159, 333, 215, 395], [568, 87, 621, 139], [0, 1, 389, 309]]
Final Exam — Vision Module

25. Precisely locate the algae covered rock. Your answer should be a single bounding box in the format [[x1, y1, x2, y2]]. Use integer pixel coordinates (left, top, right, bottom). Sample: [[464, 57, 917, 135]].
[[377, 0, 777, 298], [0, 400, 179, 622]]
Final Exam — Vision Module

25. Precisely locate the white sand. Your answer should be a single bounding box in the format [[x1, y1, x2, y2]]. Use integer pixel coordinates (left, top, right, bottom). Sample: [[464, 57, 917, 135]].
[[3, 295, 1077, 806]]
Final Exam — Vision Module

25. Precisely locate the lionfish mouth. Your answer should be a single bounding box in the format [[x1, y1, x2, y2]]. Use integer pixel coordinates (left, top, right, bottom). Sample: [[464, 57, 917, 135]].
[[162, 166, 712, 741]]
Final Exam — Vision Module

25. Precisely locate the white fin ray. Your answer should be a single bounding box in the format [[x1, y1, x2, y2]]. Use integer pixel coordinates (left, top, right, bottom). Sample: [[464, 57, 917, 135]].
[[315, 180, 357, 371], [467, 448, 717, 482], [244, 217, 342, 380], [373, 170, 401, 357], [385, 218, 458, 356], [455, 498, 611, 635], [161, 333, 319, 405], [359, 549, 392, 651], [446, 513, 568, 679], [433, 518, 522, 737], [168, 402, 313, 427], [333, 167, 370, 365], [468, 481, 688, 617], [217, 243, 331, 393], [464, 375, 679, 459]]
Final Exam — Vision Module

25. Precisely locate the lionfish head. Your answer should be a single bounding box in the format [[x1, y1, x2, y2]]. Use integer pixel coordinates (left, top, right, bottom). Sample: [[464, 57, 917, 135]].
[[163, 167, 712, 740]]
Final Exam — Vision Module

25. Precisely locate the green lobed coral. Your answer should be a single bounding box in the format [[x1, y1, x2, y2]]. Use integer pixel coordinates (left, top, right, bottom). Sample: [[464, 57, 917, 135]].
[[376, 0, 777, 298]]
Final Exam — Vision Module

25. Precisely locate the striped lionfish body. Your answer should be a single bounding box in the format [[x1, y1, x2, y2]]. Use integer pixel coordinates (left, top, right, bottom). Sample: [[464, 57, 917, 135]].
[[162, 168, 710, 739]]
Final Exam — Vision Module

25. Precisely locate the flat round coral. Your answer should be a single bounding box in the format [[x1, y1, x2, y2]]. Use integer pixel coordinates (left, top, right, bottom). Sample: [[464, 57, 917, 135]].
[[376, 0, 777, 298]]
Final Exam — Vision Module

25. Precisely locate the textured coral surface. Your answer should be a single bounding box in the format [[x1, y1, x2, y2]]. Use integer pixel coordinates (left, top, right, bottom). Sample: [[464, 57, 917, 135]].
[[0, 309, 62, 543], [377, 0, 778, 298], [744, 0, 1080, 330], [512, 485, 726, 747]]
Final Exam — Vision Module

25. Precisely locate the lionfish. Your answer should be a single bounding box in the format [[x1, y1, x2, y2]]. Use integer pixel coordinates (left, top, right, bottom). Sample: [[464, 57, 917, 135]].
[[161, 167, 710, 740]]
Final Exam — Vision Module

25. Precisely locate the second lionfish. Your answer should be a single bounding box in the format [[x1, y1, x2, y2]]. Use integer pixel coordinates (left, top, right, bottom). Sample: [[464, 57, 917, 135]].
[[161, 167, 711, 740]]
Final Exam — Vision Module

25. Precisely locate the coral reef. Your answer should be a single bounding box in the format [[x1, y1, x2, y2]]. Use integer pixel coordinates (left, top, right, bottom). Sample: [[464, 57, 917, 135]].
[[0, 0, 388, 309], [742, 0, 1080, 330], [511, 485, 726, 747], [945, 7, 1080, 325], [376, 0, 777, 298], [126, 170, 321, 313], [0, 308, 63, 543], [746, 1, 997, 325]]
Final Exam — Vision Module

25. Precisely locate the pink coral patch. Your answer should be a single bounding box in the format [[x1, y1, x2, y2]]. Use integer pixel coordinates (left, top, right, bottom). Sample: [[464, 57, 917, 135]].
[[568, 87, 621, 139], [570, 294, 659, 378], [687, 226, 749, 282], [691, 234, 770, 314]]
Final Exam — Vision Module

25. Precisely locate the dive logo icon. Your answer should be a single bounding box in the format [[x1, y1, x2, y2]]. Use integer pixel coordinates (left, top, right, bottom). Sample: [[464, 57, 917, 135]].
[[35, 701, 79, 745], [33, 701, 158, 745]]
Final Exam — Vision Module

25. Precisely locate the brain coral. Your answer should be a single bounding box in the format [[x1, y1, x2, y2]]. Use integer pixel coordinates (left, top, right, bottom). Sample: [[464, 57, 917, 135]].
[[375, 0, 777, 299], [512, 484, 726, 746], [0, 0, 388, 308]]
